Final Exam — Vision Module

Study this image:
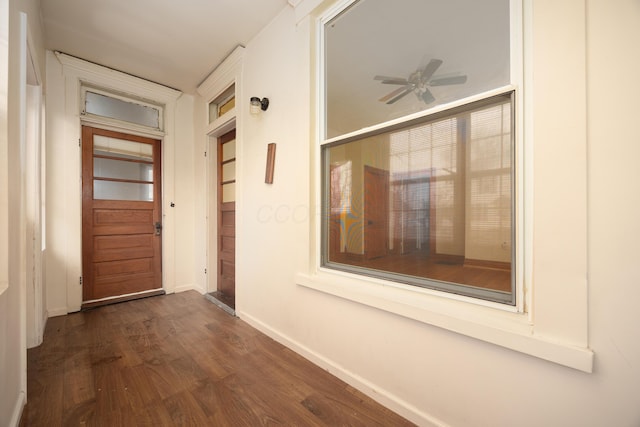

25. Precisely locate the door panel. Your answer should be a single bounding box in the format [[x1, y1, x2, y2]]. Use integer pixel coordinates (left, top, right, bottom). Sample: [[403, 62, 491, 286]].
[[82, 126, 162, 305], [217, 130, 236, 303]]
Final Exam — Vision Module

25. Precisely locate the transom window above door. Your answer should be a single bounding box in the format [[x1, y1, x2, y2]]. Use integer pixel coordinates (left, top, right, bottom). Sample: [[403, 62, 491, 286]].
[[82, 86, 163, 131]]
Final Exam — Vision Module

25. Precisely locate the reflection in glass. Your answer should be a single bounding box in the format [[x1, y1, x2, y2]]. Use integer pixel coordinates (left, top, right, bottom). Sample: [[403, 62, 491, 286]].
[[323, 94, 513, 303], [324, 0, 510, 138]]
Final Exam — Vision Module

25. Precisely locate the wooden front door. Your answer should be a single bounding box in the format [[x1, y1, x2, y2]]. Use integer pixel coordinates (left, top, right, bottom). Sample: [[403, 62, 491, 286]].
[[364, 165, 389, 260], [217, 130, 236, 307], [82, 126, 163, 306]]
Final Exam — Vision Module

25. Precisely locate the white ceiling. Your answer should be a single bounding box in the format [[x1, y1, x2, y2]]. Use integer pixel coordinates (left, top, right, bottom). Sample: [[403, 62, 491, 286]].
[[41, 0, 289, 93]]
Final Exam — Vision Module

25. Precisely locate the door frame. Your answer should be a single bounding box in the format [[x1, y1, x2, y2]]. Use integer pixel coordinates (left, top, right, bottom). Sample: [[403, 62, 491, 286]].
[[51, 53, 181, 314]]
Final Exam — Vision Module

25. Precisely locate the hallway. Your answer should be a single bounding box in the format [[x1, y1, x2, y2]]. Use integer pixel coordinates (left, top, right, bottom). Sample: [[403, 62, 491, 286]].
[[20, 291, 413, 426]]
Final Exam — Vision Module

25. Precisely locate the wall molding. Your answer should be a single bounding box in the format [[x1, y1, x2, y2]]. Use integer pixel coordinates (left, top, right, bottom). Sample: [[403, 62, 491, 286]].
[[238, 309, 445, 427], [8, 391, 26, 427]]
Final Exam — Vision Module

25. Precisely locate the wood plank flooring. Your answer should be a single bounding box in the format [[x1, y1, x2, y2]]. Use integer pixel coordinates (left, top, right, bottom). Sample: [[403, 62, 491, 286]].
[[20, 291, 414, 426], [331, 251, 511, 292]]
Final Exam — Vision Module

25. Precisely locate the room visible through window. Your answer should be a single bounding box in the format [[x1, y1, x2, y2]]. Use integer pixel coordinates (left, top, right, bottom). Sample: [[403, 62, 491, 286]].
[[321, 0, 515, 304]]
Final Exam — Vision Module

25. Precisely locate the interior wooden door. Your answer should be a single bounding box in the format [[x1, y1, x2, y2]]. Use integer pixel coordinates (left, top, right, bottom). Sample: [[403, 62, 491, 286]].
[[364, 165, 389, 259], [217, 129, 236, 307], [81, 126, 163, 306]]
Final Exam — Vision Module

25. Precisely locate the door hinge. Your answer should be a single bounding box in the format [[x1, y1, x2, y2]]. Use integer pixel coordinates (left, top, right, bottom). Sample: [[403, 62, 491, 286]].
[[204, 151, 207, 157], [79, 276, 83, 285], [78, 138, 81, 147]]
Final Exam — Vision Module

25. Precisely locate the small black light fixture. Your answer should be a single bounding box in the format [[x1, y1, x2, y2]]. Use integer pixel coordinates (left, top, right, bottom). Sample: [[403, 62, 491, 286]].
[[250, 96, 269, 115]]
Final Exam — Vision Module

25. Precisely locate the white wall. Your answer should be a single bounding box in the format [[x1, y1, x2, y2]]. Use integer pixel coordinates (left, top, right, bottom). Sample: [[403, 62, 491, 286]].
[[202, 2, 640, 426], [0, 0, 46, 425], [173, 93, 198, 293]]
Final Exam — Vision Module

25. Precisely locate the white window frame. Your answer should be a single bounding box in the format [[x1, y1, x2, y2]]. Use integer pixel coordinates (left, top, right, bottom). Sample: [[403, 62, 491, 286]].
[[296, 0, 593, 373]]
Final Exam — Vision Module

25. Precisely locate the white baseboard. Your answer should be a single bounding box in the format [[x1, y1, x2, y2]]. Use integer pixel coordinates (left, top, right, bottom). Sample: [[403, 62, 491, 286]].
[[9, 391, 26, 427], [47, 307, 68, 317], [173, 284, 205, 295], [236, 310, 444, 427]]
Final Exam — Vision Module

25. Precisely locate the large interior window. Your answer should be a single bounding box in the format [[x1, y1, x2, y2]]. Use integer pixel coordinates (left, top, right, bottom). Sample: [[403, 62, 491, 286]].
[[321, 0, 515, 304]]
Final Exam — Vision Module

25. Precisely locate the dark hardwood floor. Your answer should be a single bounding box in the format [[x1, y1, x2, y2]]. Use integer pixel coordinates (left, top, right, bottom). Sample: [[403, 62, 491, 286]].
[[20, 291, 414, 426]]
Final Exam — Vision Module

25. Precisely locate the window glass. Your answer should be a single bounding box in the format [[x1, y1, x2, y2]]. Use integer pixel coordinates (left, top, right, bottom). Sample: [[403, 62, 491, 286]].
[[324, 0, 510, 139], [93, 135, 152, 160], [85, 91, 160, 129], [94, 181, 153, 201], [322, 94, 514, 303], [209, 85, 235, 123], [92, 135, 155, 202]]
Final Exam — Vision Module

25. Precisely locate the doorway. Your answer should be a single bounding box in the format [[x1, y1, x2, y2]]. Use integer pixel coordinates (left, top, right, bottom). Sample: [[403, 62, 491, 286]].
[[364, 165, 389, 259], [209, 129, 236, 311], [81, 126, 163, 307]]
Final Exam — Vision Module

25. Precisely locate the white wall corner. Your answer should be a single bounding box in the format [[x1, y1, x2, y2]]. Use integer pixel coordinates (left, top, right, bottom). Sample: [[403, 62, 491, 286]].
[[174, 283, 206, 295], [8, 391, 26, 427], [291, 0, 326, 23], [47, 307, 69, 317], [196, 45, 245, 101]]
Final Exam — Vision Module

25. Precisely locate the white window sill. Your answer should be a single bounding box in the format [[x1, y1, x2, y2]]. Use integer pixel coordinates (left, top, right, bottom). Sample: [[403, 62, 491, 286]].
[[296, 270, 594, 373]]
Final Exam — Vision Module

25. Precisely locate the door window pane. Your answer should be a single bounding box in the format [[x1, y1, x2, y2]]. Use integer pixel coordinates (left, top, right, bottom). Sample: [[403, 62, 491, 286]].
[[222, 183, 235, 203], [93, 135, 152, 160], [222, 162, 235, 182], [222, 139, 236, 162], [92, 135, 155, 202], [94, 181, 153, 202], [94, 158, 153, 181]]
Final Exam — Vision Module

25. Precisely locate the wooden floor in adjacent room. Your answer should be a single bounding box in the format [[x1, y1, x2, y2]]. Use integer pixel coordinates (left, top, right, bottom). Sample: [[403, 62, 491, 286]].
[[20, 291, 414, 426]]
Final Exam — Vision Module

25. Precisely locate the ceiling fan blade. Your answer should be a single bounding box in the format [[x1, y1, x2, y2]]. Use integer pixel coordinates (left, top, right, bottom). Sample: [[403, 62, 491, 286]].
[[421, 88, 436, 104], [381, 78, 409, 85], [379, 86, 411, 103], [374, 75, 409, 85], [430, 75, 468, 86], [374, 75, 405, 81], [420, 59, 443, 82], [387, 87, 414, 104]]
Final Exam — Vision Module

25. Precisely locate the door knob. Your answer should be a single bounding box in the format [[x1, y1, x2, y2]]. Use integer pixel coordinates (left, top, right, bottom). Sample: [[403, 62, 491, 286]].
[[155, 222, 162, 236]]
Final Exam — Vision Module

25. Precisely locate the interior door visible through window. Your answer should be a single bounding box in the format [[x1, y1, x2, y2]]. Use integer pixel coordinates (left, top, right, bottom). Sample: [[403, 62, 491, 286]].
[[214, 129, 236, 310], [81, 126, 163, 307]]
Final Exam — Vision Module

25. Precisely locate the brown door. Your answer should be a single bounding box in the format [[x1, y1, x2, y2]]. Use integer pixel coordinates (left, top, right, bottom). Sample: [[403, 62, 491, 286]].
[[81, 126, 163, 306], [217, 130, 236, 306], [364, 165, 389, 259]]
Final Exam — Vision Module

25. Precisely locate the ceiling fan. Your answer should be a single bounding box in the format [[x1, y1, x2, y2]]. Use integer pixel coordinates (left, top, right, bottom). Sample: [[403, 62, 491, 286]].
[[375, 58, 467, 105]]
